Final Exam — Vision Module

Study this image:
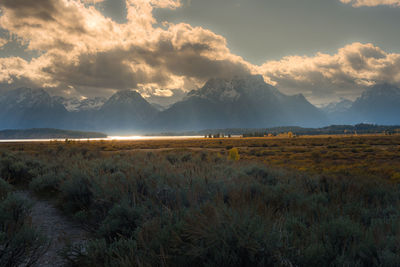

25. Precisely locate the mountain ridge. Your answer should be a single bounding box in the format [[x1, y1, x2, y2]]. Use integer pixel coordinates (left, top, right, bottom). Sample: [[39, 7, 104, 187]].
[[2, 78, 400, 132]]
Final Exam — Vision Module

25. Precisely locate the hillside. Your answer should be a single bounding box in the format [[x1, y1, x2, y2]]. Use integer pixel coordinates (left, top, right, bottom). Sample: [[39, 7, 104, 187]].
[[0, 128, 107, 139]]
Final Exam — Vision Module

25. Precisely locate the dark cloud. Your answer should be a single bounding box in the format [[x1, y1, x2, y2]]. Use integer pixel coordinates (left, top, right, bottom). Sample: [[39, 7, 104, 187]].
[[0, 0, 58, 21], [340, 0, 400, 7], [0, 0, 399, 106]]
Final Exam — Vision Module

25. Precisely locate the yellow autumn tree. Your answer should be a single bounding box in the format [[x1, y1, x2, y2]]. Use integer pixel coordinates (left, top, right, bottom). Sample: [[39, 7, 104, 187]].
[[228, 148, 240, 161]]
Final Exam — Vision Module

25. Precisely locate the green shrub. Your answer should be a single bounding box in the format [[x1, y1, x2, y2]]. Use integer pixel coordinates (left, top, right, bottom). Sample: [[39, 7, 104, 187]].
[[99, 202, 143, 241], [2, 147, 399, 266], [60, 170, 93, 214], [29, 172, 63, 195], [0, 193, 47, 267], [63, 238, 139, 267], [166, 154, 178, 165], [178, 205, 282, 267], [0, 178, 12, 200], [181, 153, 192, 162], [0, 152, 44, 185], [243, 165, 279, 186]]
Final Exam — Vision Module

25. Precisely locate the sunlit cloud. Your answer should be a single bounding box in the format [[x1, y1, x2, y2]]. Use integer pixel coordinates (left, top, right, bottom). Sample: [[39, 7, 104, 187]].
[[0, 0, 399, 105], [82, 0, 106, 4], [0, 0, 250, 98], [259, 43, 400, 104], [340, 0, 400, 7]]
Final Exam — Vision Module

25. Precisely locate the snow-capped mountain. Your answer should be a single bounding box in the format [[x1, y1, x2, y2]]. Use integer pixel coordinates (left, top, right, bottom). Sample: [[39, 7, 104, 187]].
[[0, 88, 62, 110], [187, 75, 282, 102], [153, 75, 326, 131], [0, 88, 69, 129], [349, 83, 400, 124], [53, 96, 107, 112], [322, 98, 354, 124], [94, 90, 158, 131], [322, 98, 353, 115], [3, 81, 399, 132]]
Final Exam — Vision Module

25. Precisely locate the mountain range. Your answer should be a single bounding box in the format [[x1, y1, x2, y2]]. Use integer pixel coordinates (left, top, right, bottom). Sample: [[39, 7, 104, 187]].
[[322, 83, 400, 125], [0, 76, 399, 133], [153, 75, 325, 131]]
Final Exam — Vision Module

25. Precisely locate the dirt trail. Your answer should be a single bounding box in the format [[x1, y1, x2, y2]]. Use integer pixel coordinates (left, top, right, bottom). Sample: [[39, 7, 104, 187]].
[[17, 191, 88, 267]]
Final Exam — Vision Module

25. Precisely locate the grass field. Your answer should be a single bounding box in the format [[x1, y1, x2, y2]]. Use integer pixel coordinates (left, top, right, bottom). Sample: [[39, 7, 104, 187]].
[[3, 134, 400, 181], [1, 135, 400, 266]]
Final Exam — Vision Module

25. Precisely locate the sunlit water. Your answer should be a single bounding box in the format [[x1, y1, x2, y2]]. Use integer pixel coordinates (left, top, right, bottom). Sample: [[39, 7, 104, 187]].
[[0, 136, 204, 142]]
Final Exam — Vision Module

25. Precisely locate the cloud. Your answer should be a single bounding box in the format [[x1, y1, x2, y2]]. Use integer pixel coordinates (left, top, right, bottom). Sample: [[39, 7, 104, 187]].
[[82, 0, 106, 3], [0, 0, 250, 98], [259, 42, 400, 104], [0, 37, 7, 49], [0, 0, 399, 105], [340, 0, 400, 7]]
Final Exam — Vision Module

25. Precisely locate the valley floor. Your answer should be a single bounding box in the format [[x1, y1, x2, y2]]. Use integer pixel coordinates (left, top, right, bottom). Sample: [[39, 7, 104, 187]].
[[0, 134, 400, 266]]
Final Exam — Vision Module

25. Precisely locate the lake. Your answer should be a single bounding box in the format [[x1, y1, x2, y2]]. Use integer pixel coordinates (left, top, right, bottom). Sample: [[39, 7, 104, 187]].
[[0, 136, 204, 142]]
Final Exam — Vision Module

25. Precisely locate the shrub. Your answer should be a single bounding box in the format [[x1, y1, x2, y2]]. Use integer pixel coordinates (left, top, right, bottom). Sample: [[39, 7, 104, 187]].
[[29, 172, 63, 195], [0, 153, 44, 185], [228, 148, 240, 161], [0, 155, 31, 184], [166, 154, 179, 165], [60, 170, 93, 214], [0, 193, 47, 267], [243, 165, 279, 186], [98, 202, 143, 241], [0, 178, 12, 200], [178, 205, 282, 266], [63, 238, 139, 267], [180, 153, 192, 162]]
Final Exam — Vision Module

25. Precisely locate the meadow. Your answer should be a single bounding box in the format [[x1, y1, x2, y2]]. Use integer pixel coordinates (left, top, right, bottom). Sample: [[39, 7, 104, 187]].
[[1, 135, 400, 266]]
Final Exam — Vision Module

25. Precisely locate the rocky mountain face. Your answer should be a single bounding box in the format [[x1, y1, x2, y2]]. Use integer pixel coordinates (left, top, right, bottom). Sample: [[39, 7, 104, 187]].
[[152, 75, 326, 131], [94, 90, 158, 131], [323, 84, 400, 125], [322, 99, 353, 115], [0, 88, 69, 129], [322, 98, 354, 124], [53, 96, 106, 112], [0, 88, 158, 132], [349, 83, 400, 125]]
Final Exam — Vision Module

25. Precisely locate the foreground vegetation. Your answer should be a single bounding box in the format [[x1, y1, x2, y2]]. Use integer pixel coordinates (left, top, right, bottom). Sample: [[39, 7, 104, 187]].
[[1, 135, 400, 266], [0, 179, 47, 266]]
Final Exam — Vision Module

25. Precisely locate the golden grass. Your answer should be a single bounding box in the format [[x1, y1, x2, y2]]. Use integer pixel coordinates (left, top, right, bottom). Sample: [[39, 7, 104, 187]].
[[1, 134, 399, 181]]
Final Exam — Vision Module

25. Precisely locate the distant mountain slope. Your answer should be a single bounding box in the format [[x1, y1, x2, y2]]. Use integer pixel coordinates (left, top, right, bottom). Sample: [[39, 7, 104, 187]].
[[322, 98, 354, 124], [94, 90, 158, 131], [0, 88, 69, 130], [349, 83, 400, 124], [3, 81, 399, 132], [0, 128, 107, 139], [322, 99, 353, 115], [153, 75, 326, 131]]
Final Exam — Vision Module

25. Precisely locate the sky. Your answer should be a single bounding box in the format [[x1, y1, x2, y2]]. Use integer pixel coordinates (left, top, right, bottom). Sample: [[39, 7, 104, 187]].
[[0, 0, 400, 106]]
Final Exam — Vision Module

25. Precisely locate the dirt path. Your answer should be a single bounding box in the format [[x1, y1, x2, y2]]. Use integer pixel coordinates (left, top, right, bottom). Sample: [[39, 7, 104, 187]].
[[17, 191, 89, 267]]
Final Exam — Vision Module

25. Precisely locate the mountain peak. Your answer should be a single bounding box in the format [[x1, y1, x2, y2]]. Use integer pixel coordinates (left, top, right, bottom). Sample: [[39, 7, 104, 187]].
[[322, 98, 353, 114], [53, 96, 107, 112], [188, 75, 279, 102], [104, 90, 146, 106], [0, 87, 62, 110]]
